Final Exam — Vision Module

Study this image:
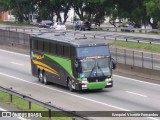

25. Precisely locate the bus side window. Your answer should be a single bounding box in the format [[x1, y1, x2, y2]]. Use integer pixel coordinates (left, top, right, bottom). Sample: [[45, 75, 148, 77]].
[[64, 45, 70, 58], [33, 39, 38, 50], [44, 41, 50, 53], [57, 44, 63, 56], [70, 46, 76, 57], [38, 40, 44, 51], [50, 42, 56, 54], [31, 39, 34, 50]]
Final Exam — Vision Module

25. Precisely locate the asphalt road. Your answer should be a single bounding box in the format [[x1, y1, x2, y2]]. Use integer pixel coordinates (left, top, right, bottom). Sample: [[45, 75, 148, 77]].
[[0, 49, 160, 120]]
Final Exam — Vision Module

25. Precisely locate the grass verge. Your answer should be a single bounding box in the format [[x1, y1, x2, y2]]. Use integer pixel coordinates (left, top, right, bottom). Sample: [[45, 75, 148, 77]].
[[111, 41, 160, 53], [0, 91, 71, 120], [0, 20, 33, 26]]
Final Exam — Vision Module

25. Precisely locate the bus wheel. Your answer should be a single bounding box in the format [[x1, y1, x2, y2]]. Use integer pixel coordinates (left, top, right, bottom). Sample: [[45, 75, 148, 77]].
[[38, 70, 43, 83], [43, 72, 49, 85], [67, 79, 74, 92]]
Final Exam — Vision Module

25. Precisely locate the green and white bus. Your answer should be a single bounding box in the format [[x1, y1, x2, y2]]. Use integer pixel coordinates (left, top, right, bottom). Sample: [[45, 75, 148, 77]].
[[30, 33, 116, 91]]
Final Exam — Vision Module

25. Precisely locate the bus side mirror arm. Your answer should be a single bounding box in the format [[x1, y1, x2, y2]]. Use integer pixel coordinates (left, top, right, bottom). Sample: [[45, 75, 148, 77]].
[[111, 58, 116, 70], [74, 59, 82, 73]]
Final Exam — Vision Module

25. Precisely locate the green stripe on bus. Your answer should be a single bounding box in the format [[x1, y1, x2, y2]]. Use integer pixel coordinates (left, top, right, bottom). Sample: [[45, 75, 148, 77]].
[[45, 54, 74, 78]]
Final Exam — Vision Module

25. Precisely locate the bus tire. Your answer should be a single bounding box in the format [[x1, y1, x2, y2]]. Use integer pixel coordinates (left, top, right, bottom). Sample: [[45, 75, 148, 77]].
[[43, 72, 49, 85], [38, 70, 43, 83], [67, 79, 74, 92]]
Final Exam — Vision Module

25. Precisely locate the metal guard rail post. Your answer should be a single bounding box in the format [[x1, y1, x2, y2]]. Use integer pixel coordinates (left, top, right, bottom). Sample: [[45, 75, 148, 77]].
[[0, 85, 90, 120]]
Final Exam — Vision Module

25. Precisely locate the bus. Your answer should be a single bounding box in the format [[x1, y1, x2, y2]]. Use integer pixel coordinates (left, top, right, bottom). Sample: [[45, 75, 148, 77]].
[[30, 33, 116, 91]]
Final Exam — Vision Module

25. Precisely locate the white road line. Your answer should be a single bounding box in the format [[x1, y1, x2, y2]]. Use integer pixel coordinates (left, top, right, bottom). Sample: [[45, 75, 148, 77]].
[[10, 62, 24, 66], [0, 72, 129, 111], [114, 75, 160, 87], [0, 49, 29, 57], [0, 73, 159, 120], [0, 108, 6, 111], [154, 66, 160, 69], [126, 91, 148, 98]]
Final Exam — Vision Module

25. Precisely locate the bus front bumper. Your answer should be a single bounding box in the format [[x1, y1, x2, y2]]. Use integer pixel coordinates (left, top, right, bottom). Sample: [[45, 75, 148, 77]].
[[75, 81, 113, 90]]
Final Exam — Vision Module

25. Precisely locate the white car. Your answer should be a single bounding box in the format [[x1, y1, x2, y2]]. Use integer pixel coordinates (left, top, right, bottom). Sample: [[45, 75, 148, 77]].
[[51, 22, 66, 30]]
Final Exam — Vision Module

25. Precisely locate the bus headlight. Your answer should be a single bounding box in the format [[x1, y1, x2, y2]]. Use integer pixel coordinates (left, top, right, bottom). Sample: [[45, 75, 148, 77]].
[[82, 80, 88, 84], [105, 78, 112, 82], [81, 78, 88, 84]]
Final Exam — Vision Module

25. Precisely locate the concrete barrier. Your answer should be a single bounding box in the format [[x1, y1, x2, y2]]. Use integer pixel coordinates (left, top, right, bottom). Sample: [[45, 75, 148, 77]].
[[115, 63, 160, 81]]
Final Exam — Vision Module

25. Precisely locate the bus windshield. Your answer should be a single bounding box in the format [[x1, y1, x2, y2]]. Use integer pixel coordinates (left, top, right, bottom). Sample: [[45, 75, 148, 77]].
[[77, 46, 110, 58], [80, 57, 111, 78]]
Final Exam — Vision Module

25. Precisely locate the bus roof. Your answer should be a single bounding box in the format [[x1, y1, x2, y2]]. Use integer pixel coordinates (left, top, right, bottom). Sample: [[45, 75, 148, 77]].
[[31, 32, 108, 47]]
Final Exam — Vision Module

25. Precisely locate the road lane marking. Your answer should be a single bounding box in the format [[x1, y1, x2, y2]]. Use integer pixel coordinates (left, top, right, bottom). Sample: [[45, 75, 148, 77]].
[[0, 107, 6, 111], [0, 72, 129, 111], [114, 75, 160, 87], [0, 73, 159, 120], [0, 49, 29, 57], [10, 62, 24, 66], [154, 66, 160, 69], [126, 91, 148, 98]]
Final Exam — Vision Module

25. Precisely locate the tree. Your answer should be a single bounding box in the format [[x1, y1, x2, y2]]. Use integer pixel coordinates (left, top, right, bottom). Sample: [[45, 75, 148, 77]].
[[71, 0, 85, 20], [50, 0, 72, 23], [62, 0, 72, 23], [0, 0, 35, 22], [114, 0, 145, 28], [34, 0, 51, 22], [84, 0, 107, 26], [0, 0, 159, 29], [145, 0, 160, 29], [0, 0, 10, 11]]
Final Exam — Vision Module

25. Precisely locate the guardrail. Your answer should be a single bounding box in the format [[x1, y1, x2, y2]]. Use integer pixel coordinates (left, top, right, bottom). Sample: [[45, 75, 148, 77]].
[[110, 47, 160, 71], [1, 25, 160, 33], [98, 26, 160, 34], [0, 27, 55, 33], [0, 85, 89, 120], [0, 26, 160, 45], [73, 32, 160, 45], [67, 24, 160, 33]]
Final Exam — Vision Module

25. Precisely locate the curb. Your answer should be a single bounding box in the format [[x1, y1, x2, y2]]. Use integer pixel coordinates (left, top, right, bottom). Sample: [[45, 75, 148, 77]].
[[114, 63, 160, 81]]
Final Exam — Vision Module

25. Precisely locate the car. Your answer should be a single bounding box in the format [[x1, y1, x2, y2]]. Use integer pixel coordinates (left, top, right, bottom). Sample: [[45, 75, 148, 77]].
[[38, 20, 53, 28], [51, 22, 66, 30], [119, 24, 135, 32], [74, 21, 91, 31]]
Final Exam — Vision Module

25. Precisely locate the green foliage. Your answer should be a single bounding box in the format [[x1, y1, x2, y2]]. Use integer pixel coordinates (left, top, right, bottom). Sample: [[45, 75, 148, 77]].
[[146, 0, 160, 20], [0, 91, 10, 102], [0, 0, 159, 28], [0, 90, 71, 120], [112, 41, 160, 53]]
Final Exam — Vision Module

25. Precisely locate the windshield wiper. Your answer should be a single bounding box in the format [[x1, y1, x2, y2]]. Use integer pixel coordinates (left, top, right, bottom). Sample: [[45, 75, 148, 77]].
[[88, 66, 96, 77], [97, 62, 105, 76], [88, 59, 105, 77]]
